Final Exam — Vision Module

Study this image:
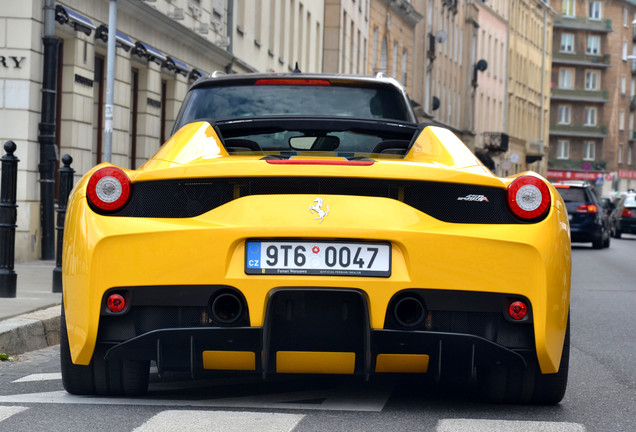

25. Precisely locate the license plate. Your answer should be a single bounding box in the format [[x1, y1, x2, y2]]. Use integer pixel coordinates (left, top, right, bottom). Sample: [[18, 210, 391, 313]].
[[245, 240, 391, 277]]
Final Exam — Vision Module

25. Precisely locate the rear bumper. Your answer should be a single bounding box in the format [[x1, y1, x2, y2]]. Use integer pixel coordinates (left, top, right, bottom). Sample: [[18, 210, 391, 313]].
[[619, 218, 636, 234]]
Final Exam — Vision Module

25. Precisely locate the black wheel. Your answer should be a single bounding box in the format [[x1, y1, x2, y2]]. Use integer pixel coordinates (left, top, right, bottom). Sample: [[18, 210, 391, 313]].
[[531, 316, 570, 405], [478, 317, 569, 405], [615, 229, 622, 239], [93, 346, 150, 396], [603, 232, 610, 248], [61, 302, 150, 396], [591, 236, 603, 249], [60, 302, 95, 395]]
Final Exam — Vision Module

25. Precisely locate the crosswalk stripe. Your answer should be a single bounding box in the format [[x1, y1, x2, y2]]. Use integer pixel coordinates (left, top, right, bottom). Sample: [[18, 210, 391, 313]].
[[437, 419, 586, 432], [12, 373, 62, 383], [133, 410, 304, 432], [0, 406, 28, 422]]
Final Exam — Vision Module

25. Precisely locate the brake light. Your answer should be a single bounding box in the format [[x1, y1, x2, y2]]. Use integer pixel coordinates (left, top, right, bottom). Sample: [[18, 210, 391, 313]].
[[254, 78, 331, 86], [87, 167, 131, 212], [266, 159, 374, 166], [507, 175, 551, 220], [623, 208, 635, 217], [576, 204, 597, 213]]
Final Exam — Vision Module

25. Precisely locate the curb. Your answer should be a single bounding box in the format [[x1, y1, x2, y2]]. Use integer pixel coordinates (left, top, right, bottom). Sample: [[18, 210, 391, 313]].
[[0, 306, 61, 356]]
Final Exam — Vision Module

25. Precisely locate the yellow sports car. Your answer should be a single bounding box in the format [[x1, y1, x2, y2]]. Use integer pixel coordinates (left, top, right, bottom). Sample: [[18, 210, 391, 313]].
[[61, 73, 570, 404]]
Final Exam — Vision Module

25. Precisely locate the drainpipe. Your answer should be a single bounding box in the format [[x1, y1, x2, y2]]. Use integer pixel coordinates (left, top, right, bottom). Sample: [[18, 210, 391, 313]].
[[38, 0, 59, 260], [225, 0, 234, 73]]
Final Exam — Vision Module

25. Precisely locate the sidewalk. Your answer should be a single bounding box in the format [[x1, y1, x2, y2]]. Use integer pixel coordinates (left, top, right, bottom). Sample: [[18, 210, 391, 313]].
[[0, 261, 62, 355]]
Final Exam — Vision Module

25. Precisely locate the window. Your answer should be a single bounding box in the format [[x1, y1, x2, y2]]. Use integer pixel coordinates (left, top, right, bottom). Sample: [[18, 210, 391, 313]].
[[624, 8, 629, 27], [629, 144, 633, 165], [563, 0, 575, 17], [619, 144, 623, 164], [561, 33, 574, 52], [585, 70, 599, 90], [558, 105, 571, 124], [583, 141, 596, 160], [584, 107, 597, 126], [371, 27, 378, 73], [622, 76, 627, 95], [589, 1, 602, 20], [623, 41, 628, 61], [620, 110, 626, 130], [559, 68, 574, 88], [393, 41, 398, 78], [557, 140, 570, 159], [401, 49, 407, 85], [587, 36, 600, 55]]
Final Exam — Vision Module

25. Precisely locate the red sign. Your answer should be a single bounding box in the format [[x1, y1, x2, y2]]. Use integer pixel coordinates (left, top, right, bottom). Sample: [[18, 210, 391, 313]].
[[618, 169, 636, 179], [547, 170, 605, 180]]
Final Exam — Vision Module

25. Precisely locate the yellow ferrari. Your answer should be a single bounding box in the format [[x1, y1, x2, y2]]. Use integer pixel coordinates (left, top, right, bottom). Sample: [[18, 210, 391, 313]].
[[61, 73, 570, 404]]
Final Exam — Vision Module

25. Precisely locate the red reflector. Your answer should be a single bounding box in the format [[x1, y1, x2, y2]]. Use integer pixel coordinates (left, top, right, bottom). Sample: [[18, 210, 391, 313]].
[[508, 301, 528, 320], [266, 159, 374, 166], [553, 184, 571, 189], [254, 78, 331, 86], [106, 294, 126, 313], [623, 208, 635, 217]]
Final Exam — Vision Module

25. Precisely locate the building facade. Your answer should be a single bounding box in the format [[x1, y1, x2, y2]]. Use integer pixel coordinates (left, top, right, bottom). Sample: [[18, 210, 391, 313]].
[[367, 0, 422, 97], [506, 0, 554, 177], [323, 0, 369, 74], [548, 0, 636, 193], [0, 0, 325, 262]]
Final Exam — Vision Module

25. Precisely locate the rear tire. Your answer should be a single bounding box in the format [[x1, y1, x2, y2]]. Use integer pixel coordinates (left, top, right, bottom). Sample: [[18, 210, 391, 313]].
[[60, 303, 95, 395], [478, 317, 569, 405], [531, 317, 570, 405], [592, 236, 603, 249], [61, 302, 150, 396]]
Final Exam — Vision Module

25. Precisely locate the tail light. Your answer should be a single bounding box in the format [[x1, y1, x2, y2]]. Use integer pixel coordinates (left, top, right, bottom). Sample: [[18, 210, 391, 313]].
[[623, 208, 635, 218], [87, 167, 131, 212], [576, 204, 598, 213], [507, 175, 551, 221]]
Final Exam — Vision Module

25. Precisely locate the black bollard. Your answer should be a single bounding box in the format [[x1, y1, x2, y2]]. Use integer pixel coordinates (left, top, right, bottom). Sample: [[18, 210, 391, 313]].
[[52, 154, 74, 293], [0, 141, 19, 297]]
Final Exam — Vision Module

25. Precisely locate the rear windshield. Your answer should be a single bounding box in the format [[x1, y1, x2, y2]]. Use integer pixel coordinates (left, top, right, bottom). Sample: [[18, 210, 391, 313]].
[[174, 84, 413, 130], [556, 188, 587, 202], [625, 195, 636, 207]]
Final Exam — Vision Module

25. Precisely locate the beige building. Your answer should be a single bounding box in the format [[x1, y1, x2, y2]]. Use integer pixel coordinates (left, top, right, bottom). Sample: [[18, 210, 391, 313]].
[[506, 0, 554, 177], [367, 0, 422, 97], [323, 0, 369, 74], [0, 0, 327, 262], [232, 0, 324, 73], [548, 0, 636, 193]]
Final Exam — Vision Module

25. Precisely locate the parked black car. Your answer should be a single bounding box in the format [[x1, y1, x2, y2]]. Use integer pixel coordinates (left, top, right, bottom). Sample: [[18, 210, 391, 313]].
[[610, 191, 636, 238], [554, 181, 610, 249]]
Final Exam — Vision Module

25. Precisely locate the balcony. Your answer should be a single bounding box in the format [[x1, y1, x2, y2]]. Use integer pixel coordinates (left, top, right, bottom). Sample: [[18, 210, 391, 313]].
[[552, 52, 610, 68], [550, 88, 609, 103], [553, 16, 612, 33], [549, 123, 608, 138], [548, 158, 607, 171]]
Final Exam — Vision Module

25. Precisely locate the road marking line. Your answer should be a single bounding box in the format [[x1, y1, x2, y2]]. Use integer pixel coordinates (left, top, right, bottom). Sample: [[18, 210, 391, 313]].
[[133, 410, 304, 432], [0, 406, 28, 422], [0, 385, 391, 412], [437, 419, 586, 432], [12, 373, 62, 383]]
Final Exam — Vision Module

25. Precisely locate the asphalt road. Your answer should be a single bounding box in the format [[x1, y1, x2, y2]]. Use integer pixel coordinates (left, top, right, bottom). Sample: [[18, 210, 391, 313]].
[[0, 237, 635, 431]]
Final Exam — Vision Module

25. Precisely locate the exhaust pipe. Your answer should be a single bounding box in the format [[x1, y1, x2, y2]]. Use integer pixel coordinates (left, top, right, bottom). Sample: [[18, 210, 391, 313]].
[[393, 296, 426, 328], [210, 292, 243, 324]]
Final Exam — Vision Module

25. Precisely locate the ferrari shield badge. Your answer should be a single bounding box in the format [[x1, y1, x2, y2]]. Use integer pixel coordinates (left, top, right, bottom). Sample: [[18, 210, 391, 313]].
[[309, 197, 329, 223]]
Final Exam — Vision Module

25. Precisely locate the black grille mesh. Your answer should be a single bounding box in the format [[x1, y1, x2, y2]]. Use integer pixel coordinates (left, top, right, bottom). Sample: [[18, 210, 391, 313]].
[[94, 177, 534, 224]]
